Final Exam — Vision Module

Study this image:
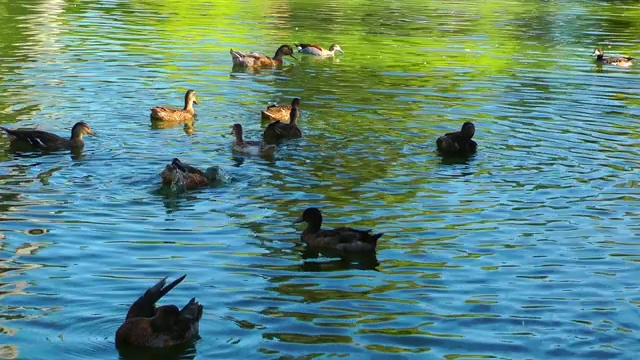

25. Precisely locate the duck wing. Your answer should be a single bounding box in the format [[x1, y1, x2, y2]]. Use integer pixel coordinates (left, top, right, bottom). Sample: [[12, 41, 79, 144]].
[[125, 275, 187, 320], [171, 158, 206, 177], [1, 127, 66, 149], [263, 121, 302, 143]]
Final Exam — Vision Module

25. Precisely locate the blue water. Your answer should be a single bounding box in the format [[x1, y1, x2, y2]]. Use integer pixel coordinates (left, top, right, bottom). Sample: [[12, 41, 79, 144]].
[[0, 0, 639, 359]]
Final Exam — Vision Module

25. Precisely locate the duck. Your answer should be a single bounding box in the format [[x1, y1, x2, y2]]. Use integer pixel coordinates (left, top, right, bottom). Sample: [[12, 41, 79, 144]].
[[592, 48, 634, 67], [294, 207, 384, 253], [0, 122, 96, 151], [150, 90, 198, 122], [436, 121, 477, 156], [231, 123, 276, 156], [230, 45, 297, 68], [261, 98, 301, 123], [295, 43, 344, 57], [115, 275, 203, 348], [160, 158, 225, 191], [263, 99, 302, 144]]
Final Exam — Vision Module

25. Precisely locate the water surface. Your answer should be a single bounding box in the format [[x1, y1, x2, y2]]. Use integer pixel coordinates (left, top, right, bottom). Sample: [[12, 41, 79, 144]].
[[0, 0, 639, 359]]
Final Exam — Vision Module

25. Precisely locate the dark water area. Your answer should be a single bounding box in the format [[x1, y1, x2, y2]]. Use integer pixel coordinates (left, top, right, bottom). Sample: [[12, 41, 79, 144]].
[[0, 0, 639, 359]]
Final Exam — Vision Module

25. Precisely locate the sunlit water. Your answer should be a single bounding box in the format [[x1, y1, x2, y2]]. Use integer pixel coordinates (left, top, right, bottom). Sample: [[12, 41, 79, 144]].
[[0, 0, 639, 359]]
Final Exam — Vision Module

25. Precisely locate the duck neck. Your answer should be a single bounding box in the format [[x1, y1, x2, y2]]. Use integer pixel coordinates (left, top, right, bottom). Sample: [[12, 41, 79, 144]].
[[273, 49, 285, 61], [234, 131, 244, 144], [184, 99, 195, 113], [289, 108, 299, 125], [305, 218, 322, 234]]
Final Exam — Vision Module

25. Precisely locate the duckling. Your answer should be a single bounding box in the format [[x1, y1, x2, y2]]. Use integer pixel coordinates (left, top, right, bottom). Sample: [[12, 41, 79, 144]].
[[231, 123, 276, 157], [230, 45, 297, 68], [150, 90, 198, 122], [295, 43, 344, 57], [263, 100, 302, 144], [115, 275, 203, 348], [436, 121, 477, 156], [160, 158, 225, 191], [261, 98, 301, 123], [592, 48, 634, 67], [0, 122, 96, 151], [294, 207, 383, 253]]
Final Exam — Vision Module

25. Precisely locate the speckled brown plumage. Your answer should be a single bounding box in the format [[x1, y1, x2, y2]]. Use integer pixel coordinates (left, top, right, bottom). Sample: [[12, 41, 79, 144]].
[[150, 90, 198, 122], [261, 98, 301, 123], [230, 45, 297, 68]]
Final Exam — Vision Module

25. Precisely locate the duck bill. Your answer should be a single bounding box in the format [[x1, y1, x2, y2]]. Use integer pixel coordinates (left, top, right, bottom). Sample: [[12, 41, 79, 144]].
[[337, 49, 345, 54], [289, 54, 298, 61], [293, 216, 303, 224], [193, 99, 199, 105], [89, 130, 98, 137]]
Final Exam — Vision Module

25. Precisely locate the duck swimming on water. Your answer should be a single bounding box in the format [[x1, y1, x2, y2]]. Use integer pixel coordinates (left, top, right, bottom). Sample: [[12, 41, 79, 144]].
[[295, 43, 344, 57], [294, 207, 383, 253], [115, 275, 203, 348], [150, 90, 198, 122], [0, 122, 96, 151], [231, 123, 276, 157], [261, 98, 301, 123], [230, 45, 297, 68], [592, 48, 634, 67], [263, 98, 302, 144], [436, 121, 477, 156]]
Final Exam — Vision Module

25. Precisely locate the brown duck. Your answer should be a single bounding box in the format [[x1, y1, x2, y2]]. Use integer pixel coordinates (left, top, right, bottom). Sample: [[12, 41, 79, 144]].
[[231, 123, 276, 156], [230, 45, 297, 68], [436, 121, 477, 155], [115, 275, 203, 348], [160, 158, 224, 191], [150, 90, 198, 122], [592, 48, 634, 67], [263, 99, 302, 144], [0, 122, 96, 150], [261, 98, 301, 123], [294, 207, 383, 253]]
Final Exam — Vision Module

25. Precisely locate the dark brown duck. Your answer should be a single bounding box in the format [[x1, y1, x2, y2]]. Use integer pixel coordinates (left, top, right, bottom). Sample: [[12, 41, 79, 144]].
[[436, 121, 477, 156], [115, 275, 203, 348], [294, 207, 383, 253]]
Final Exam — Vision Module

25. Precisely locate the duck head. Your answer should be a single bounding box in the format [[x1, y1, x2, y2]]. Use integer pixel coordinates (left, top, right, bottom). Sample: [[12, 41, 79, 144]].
[[231, 123, 244, 142], [185, 89, 198, 105], [329, 44, 344, 54], [71, 121, 97, 139], [592, 48, 604, 59], [461, 122, 475, 139], [275, 45, 297, 60], [294, 207, 323, 225]]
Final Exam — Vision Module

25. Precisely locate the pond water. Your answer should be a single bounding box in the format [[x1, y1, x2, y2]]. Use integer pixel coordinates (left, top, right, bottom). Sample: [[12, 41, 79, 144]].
[[0, 0, 639, 359]]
